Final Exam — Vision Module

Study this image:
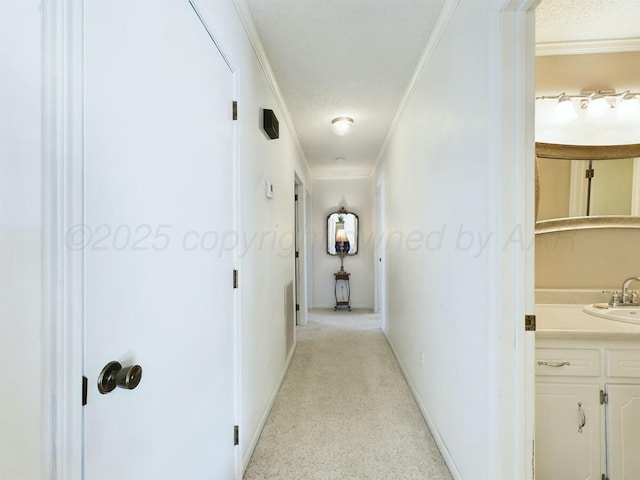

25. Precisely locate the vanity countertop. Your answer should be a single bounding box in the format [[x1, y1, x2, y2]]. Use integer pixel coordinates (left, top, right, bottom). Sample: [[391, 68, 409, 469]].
[[535, 303, 640, 340]]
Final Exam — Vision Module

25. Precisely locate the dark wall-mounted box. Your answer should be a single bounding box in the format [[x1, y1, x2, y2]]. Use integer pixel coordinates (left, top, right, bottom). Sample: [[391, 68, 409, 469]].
[[263, 109, 279, 139]]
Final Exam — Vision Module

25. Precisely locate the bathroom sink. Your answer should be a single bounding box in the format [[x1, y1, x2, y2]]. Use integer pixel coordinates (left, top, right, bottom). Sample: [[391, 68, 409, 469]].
[[583, 304, 640, 325]]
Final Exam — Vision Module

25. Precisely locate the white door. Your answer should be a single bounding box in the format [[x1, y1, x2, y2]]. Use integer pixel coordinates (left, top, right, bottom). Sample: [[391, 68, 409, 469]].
[[294, 182, 300, 325], [535, 383, 602, 480], [83, 1, 236, 478], [607, 384, 640, 479], [374, 186, 385, 318]]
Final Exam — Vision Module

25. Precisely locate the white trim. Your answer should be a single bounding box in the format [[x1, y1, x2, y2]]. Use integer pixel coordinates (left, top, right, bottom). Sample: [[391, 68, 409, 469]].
[[536, 37, 640, 56], [383, 333, 462, 479], [372, 181, 386, 323], [226, 31, 242, 480], [305, 187, 314, 311], [496, 0, 539, 479], [294, 173, 309, 327], [43, 0, 85, 479], [189, 0, 236, 73], [370, 0, 460, 177], [373, 188, 380, 315], [231, 0, 313, 183], [241, 346, 296, 475]]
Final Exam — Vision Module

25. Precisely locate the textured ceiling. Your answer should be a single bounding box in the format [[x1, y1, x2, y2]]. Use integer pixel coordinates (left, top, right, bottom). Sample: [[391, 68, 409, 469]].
[[536, 0, 640, 43], [240, 0, 640, 178], [242, 0, 446, 177]]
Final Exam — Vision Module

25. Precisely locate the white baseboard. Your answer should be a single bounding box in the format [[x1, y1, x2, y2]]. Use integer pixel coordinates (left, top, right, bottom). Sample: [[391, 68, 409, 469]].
[[240, 343, 297, 476], [382, 330, 463, 480]]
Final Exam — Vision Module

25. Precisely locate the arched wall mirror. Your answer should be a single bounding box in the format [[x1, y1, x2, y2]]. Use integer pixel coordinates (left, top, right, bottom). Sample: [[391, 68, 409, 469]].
[[535, 142, 640, 233], [327, 207, 359, 255]]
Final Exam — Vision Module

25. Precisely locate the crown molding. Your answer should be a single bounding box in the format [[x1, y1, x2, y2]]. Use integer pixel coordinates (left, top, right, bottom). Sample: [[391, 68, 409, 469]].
[[232, 0, 313, 182], [369, 0, 460, 178], [536, 37, 640, 56]]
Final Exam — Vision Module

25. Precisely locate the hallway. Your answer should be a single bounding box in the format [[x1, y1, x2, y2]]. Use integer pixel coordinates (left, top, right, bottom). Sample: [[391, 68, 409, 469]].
[[243, 310, 452, 480], [2, 1, 543, 478]]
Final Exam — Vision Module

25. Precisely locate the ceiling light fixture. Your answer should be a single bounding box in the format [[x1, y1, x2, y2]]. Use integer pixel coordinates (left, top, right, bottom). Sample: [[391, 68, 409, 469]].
[[536, 90, 640, 123], [331, 117, 354, 136]]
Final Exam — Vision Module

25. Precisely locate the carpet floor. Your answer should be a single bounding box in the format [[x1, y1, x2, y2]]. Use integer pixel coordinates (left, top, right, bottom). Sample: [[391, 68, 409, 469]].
[[243, 309, 452, 480]]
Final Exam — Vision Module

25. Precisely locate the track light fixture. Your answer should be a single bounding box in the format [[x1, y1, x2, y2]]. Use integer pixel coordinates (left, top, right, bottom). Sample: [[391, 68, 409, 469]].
[[536, 90, 640, 123]]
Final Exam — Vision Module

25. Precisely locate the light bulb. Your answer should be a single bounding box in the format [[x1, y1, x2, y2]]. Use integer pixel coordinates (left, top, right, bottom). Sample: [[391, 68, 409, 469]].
[[331, 117, 354, 136], [587, 97, 610, 117], [553, 100, 577, 124], [618, 97, 640, 121]]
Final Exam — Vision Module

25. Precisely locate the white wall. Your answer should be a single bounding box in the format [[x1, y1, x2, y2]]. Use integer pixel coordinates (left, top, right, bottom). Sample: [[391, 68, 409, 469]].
[[180, 1, 312, 471], [0, 2, 44, 479], [311, 178, 374, 309], [1, 1, 311, 477], [374, 1, 513, 478]]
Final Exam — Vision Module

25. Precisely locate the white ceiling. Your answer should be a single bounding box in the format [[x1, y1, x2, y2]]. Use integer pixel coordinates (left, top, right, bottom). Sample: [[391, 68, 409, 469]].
[[241, 0, 446, 177], [536, 0, 640, 43], [240, 0, 640, 178]]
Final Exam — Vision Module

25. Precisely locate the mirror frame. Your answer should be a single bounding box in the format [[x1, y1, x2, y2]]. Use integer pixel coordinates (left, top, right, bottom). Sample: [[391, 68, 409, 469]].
[[326, 207, 359, 255], [535, 142, 640, 234]]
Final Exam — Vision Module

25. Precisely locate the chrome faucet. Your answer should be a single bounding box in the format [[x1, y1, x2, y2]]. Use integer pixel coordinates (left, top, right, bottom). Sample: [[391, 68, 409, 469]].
[[605, 276, 640, 307], [621, 276, 640, 304]]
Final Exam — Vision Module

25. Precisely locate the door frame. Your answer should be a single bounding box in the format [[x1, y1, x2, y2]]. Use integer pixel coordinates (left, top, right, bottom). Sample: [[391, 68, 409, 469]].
[[373, 183, 386, 325], [293, 173, 308, 326], [43, 1, 84, 479], [495, 0, 538, 478], [43, 1, 240, 478]]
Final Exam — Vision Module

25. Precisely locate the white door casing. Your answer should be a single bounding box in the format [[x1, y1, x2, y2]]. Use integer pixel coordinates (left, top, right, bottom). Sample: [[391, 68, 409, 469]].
[[294, 181, 300, 326], [497, 0, 538, 478], [374, 185, 385, 320], [83, 1, 236, 478]]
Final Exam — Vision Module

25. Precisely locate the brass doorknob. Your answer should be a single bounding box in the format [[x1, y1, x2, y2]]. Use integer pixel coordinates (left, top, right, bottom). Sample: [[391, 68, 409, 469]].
[[98, 361, 143, 394]]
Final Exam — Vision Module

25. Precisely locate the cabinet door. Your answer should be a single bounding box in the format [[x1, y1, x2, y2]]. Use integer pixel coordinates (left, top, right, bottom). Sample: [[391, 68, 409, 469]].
[[536, 383, 602, 480], [606, 384, 640, 480]]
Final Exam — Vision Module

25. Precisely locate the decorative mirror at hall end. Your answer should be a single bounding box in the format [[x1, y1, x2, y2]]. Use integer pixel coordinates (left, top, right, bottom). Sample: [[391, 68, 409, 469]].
[[327, 207, 359, 255]]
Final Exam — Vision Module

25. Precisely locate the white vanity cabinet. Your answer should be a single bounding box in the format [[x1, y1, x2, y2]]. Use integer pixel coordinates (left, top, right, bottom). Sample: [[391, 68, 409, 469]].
[[535, 347, 603, 480], [606, 384, 640, 479], [536, 382, 601, 480], [604, 348, 640, 480], [535, 339, 640, 480]]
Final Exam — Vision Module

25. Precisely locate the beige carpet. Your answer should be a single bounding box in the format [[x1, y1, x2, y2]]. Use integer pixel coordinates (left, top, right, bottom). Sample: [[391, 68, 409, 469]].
[[243, 309, 452, 480]]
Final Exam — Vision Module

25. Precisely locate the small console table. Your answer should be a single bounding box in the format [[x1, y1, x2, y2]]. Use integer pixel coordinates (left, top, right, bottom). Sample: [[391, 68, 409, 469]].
[[334, 271, 351, 311]]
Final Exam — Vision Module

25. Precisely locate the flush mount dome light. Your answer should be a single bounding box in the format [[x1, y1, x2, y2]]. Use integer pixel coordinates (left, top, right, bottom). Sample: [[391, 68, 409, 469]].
[[331, 117, 354, 136]]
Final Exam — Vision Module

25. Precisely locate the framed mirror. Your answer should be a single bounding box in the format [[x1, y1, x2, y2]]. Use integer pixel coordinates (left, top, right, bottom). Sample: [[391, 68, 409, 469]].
[[535, 142, 640, 233], [327, 207, 359, 255]]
